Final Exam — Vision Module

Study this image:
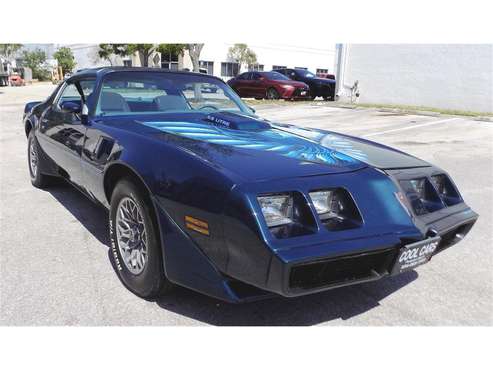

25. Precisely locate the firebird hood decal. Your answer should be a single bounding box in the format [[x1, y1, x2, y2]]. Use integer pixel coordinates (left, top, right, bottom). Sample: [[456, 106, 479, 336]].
[[142, 120, 365, 168]]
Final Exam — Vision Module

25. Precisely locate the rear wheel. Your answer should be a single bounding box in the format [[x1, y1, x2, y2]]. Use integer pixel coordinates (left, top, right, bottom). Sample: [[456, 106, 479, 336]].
[[109, 179, 172, 298], [266, 87, 280, 100], [28, 131, 51, 188]]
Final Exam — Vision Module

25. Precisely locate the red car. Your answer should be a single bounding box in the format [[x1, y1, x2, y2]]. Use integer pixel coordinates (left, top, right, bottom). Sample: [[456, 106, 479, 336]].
[[9, 74, 25, 86], [228, 71, 309, 100]]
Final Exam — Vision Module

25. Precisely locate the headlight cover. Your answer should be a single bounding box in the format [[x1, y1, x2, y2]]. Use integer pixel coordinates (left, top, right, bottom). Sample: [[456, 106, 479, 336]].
[[399, 178, 444, 215], [309, 188, 362, 231], [430, 174, 462, 206], [257, 194, 294, 228]]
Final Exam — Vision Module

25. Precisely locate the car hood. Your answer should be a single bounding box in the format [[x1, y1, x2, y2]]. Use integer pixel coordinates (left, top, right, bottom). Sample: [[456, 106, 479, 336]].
[[110, 111, 430, 182], [313, 77, 336, 85]]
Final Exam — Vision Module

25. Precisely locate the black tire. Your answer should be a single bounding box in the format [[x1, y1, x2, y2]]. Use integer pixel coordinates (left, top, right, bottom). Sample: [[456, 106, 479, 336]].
[[28, 131, 51, 188], [309, 93, 317, 100], [266, 87, 280, 100], [109, 179, 172, 299], [254, 97, 263, 100]]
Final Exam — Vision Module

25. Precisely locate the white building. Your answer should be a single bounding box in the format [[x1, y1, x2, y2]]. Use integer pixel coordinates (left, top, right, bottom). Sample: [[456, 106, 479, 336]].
[[181, 43, 336, 80], [335, 44, 493, 113], [62, 43, 336, 80]]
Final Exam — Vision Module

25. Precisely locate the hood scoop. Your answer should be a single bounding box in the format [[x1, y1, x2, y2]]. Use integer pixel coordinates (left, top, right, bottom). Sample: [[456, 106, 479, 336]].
[[203, 111, 271, 131]]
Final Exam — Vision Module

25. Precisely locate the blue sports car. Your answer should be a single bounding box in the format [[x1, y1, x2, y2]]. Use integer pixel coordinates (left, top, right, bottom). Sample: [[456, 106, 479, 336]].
[[23, 67, 478, 302]]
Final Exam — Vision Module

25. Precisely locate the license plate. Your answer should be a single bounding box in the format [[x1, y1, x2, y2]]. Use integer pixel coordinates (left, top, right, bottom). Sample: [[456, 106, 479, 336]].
[[392, 236, 441, 274], [300, 91, 307, 95]]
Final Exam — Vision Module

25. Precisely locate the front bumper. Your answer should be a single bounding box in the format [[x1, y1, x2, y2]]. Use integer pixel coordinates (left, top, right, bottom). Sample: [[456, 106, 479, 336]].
[[220, 168, 478, 301], [273, 205, 477, 297], [280, 86, 309, 99], [220, 204, 477, 301]]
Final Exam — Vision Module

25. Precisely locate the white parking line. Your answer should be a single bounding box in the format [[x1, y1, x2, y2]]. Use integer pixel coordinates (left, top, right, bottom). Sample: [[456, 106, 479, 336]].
[[362, 117, 460, 138]]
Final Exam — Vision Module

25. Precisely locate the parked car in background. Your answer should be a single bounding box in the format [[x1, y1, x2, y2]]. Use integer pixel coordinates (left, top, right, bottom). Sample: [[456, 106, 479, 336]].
[[274, 68, 336, 100], [228, 71, 309, 100], [317, 72, 336, 80], [9, 74, 25, 86]]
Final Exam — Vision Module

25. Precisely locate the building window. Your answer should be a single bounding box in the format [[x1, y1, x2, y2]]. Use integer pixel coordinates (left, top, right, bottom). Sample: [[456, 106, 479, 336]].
[[161, 52, 179, 70], [248, 63, 264, 72], [199, 60, 214, 75], [221, 62, 240, 77], [295, 67, 308, 70], [123, 59, 132, 67], [272, 65, 286, 70], [316, 68, 328, 76]]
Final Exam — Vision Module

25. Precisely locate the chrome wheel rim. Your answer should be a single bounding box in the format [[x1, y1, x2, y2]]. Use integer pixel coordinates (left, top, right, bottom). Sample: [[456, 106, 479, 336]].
[[29, 139, 38, 177], [116, 197, 148, 275]]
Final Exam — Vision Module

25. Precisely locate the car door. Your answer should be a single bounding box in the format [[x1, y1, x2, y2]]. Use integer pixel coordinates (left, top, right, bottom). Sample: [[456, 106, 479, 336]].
[[37, 78, 95, 186], [233, 72, 251, 97], [250, 72, 266, 97]]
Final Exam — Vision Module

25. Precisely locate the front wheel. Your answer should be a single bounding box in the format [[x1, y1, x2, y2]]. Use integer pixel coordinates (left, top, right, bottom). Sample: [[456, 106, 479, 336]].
[[266, 87, 280, 100], [28, 131, 52, 188], [109, 179, 172, 299]]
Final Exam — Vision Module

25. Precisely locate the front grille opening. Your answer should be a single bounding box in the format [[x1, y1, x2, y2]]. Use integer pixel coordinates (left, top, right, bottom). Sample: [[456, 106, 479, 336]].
[[289, 248, 397, 291], [436, 221, 475, 254]]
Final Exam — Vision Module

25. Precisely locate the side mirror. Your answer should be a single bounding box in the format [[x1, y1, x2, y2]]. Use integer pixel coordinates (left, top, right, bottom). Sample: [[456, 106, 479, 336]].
[[60, 101, 81, 114]]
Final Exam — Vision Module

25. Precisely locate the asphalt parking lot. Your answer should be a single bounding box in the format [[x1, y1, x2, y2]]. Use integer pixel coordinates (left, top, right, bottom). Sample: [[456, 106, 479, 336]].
[[1, 84, 492, 326]]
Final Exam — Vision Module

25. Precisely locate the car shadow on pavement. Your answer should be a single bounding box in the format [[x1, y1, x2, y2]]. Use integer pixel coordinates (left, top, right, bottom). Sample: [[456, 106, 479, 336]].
[[46, 181, 418, 326], [47, 181, 110, 246], [155, 272, 417, 326]]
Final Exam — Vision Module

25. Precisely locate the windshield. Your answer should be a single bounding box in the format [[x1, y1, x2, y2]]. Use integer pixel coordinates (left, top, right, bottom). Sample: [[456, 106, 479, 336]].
[[297, 70, 316, 78], [95, 71, 250, 116], [263, 72, 290, 81]]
